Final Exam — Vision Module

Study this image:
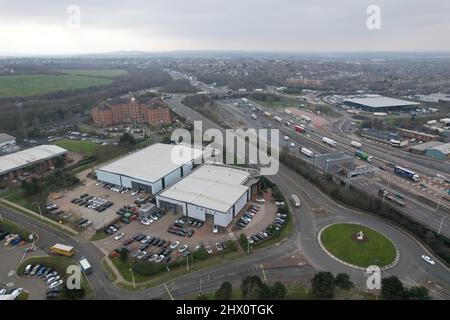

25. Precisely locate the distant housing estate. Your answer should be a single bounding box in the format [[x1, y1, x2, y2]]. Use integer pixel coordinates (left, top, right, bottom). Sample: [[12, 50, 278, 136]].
[[91, 97, 172, 126]]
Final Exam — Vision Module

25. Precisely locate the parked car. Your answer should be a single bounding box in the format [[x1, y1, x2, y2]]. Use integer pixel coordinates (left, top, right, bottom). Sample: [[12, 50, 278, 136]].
[[215, 242, 223, 251], [256, 198, 265, 203], [148, 254, 158, 262], [24, 264, 33, 275], [205, 245, 213, 254], [170, 241, 180, 249], [213, 225, 219, 234], [178, 245, 188, 253], [155, 255, 164, 263], [48, 280, 63, 289], [115, 232, 125, 240]]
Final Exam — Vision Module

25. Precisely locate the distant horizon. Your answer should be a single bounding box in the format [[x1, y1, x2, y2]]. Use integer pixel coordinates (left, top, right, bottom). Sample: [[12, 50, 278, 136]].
[[2, 49, 450, 59]]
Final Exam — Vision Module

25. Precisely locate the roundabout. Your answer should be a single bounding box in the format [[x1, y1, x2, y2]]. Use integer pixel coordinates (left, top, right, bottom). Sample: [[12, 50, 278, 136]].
[[318, 223, 399, 270]]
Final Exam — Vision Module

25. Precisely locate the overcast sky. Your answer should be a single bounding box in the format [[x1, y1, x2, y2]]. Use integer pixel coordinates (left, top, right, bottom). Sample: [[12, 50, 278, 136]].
[[1, 0, 449, 55]]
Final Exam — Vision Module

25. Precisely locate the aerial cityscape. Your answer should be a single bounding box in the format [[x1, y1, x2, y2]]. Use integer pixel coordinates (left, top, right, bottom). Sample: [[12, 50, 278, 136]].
[[0, 0, 449, 307]]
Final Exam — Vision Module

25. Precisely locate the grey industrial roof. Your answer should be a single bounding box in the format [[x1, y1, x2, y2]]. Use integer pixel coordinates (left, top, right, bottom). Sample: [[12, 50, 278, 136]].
[[0, 133, 15, 145], [97, 143, 205, 183], [429, 143, 450, 155], [345, 96, 420, 108], [158, 164, 250, 213], [410, 141, 443, 152], [0, 145, 67, 175]]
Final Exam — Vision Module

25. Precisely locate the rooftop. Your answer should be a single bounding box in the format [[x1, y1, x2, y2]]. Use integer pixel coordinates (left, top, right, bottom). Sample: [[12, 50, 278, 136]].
[[410, 141, 443, 152], [97, 143, 205, 183], [0, 133, 15, 145], [345, 96, 420, 108], [158, 164, 251, 213], [0, 145, 67, 175], [429, 142, 450, 155]]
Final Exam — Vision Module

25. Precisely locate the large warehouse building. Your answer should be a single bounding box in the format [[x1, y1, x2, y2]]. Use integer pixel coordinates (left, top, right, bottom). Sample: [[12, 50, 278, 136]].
[[0, 145, 67, 179], [344, 96, 420, 112], [156, 164, 260, 227], [95, 143, 205, 194]]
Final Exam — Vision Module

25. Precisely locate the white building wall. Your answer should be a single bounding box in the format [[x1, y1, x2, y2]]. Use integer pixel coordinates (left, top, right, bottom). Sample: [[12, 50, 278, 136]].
[[234, 190, 249, 217], [96, 170, 121, 186], [121, 176, 154, 189], [164, 168, 182, 188], [186, 204, 206, 221], [152, 179, 164, 194], [156, 195, 187, 214], [182, 162, 194, 176]]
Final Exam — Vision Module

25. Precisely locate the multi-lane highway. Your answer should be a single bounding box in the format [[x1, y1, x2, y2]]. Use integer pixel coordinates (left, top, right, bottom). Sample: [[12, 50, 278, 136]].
[[215, 98, 450, 236]]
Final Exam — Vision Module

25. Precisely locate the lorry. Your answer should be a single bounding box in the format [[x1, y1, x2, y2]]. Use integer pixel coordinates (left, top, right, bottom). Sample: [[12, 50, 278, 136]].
[[394, 166, 420, 182], [273, 116, 282, 123], [294, 125, 305, 133], [322, 137, 336, 147], [300, 148, 314, 157], [355, 150, 373, 162], [301, 115, 311, 123], [50, 243, 75, 257], [350, 140, 362, 148]]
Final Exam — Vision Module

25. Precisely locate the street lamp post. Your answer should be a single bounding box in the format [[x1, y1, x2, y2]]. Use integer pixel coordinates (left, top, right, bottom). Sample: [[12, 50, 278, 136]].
[[438, 216, 446, 235], [129, 267, 136, 289], [33, 202, 43, 220], [436, 195, 443, 212]]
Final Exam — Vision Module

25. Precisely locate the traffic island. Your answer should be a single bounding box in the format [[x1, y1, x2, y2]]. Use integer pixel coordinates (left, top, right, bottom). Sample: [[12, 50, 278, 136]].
[[318, 223, 399, 270]]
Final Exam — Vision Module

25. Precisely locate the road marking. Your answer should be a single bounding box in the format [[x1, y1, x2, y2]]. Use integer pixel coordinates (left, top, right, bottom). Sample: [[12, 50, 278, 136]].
[[163, 283, 175, 300]]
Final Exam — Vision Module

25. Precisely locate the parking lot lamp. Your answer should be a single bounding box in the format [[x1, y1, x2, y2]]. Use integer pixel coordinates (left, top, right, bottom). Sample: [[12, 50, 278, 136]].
[[33, 202, 43, 220], [129, 267, 136, 288]]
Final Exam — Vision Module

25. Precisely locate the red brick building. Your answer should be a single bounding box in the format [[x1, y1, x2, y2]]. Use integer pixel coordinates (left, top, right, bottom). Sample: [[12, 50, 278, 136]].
[[91, 97, 172, 126]]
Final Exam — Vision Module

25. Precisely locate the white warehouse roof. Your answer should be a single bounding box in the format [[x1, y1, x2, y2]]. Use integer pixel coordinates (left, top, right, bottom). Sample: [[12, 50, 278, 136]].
[[158, 164, 250, 213], [97, 143, 204, 183], [0, 145, 67, 175], [345, 96, 419, 108]]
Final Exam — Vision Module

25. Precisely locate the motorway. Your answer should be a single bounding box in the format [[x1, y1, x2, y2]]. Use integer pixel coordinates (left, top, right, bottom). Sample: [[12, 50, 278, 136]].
[[214, 98, 450, 237]]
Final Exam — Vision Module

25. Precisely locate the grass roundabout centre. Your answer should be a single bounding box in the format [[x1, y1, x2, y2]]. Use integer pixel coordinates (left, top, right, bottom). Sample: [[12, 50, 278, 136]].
[[319, 223, 398, 269]]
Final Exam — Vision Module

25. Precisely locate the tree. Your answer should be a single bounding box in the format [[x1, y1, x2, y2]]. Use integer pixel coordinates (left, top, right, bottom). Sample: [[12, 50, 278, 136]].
[[406, 286, 430, 300], [381, 276, 405, 300], [311, 271, 336, 299], [215, 282, 232, 300], [269, 282, 287, 300], [335, 273, 354, 290], [241, 276, 271, 300], [239, 233, 249, 251], [62, 286, 85, 300], [21, 177, 41, 196], [119, 248, 129, 262], [119, 132, 136, 146]]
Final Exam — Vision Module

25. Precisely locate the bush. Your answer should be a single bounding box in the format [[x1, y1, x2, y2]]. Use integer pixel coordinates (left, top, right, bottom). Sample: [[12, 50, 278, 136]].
[[215, 282, 232, 300], [192, 246, 209, 261], [239, 233, 249, 251], [132, 262, 167, 277], [311, 271, 336, 299], [62, 287, 85, 300], [335, 273, 354, 290], [224, 240, 238, 253]]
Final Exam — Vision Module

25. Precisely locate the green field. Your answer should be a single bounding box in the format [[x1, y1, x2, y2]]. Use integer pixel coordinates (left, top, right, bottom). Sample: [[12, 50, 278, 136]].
[[60, 69, 128, 78], [320, 223, 397, 268], [0, 74, 113, 98], [53, 139, 99, 155]]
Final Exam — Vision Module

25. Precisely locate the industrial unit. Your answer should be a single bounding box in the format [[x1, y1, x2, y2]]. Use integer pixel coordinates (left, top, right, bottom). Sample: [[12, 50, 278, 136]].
[[0, 133, 16, 149], [0, 145, 67, 179], [426, 143, 450, 161], [95, 143, 205, 194], [156, 164, 260, 227], [344, 96, 420, 112]]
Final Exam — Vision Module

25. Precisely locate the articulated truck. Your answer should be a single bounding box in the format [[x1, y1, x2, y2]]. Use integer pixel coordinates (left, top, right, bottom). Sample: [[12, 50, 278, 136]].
[[355, 150, 373, 162]]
